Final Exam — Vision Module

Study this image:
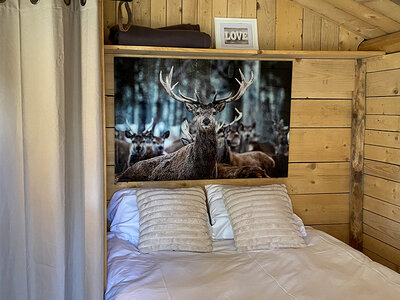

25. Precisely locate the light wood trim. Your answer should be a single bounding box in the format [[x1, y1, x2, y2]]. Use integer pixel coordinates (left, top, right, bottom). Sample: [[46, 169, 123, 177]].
[[349, 60, 365, 250], [359, 31, 400, 54], [103, 45, 384, 59]]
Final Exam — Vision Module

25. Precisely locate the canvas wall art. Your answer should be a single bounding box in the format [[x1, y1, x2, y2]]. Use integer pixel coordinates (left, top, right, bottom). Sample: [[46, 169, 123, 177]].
[[114, 57, 292, 182]]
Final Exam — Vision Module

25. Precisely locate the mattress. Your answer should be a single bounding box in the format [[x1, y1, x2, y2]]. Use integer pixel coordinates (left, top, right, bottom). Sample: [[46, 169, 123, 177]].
[[106, 227, 400, 300]]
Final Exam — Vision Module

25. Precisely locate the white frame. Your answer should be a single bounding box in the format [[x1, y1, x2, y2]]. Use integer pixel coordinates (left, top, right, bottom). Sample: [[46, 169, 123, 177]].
[[214, 18, 259, 50]]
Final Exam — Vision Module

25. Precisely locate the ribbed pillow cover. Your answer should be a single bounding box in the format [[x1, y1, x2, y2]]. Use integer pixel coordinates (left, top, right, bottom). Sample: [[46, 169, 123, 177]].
[[136, 187, 212, 253], [219, 184, 306, 251]]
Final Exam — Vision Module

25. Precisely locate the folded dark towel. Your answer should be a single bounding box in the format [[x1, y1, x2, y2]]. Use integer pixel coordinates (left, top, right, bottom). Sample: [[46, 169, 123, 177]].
[[109, 24, 211, 48]]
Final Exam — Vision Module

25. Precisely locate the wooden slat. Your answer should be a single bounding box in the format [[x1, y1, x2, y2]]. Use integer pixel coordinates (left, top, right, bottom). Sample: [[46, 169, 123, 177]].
[[182, 0, 198, 24], [365, 130, 400, 149], [365, 52, 400, 73], [339, 27, 364, 51], [366, 115, 400, 132], [104, 46, 383, 59], [312, 224, 349, 243], [363, 212, 400, 250], [106, 129, 114, 165], [321, 19, 339, 51], [365, 144, 400, 165], [364, 159, 400, 182], [198, 0, 212, 36], [366, 69, 400, 97], [366, 97, 400, 115], [356, 0, 400, 24], [105, 96, 114, 127], [323, 0, 400, 34], [256, 0, 275, 50], [292, 59, 355, 99], [227, 0, 242, 18], [276, 0, 303, 50], [292, 0, 385, 39], [359, 31, 400, 54], [364, 195, 400, 223], [291, 194, 349, 224], [107, 162, 350, 198], [103, 0, 116, 45], [302, 9, 321, 51], [363, 234, 400, 266], [213, 0, 227, 17], [150, 0, 166, 28], [241, 0, 257, 18], [133, 0, 151, 27], [349, 59, 365, 250], [167, 0, 182, 26], [364, 174, 400, 206], [289, 128, 351, 162], [104, 55, 114, 96], [363, 249, 400, 272], [290, 100, 351, 128]]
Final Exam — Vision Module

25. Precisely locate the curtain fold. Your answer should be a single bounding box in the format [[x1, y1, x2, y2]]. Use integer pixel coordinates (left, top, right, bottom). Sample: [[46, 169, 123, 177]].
[[0, 1, 104, 299]]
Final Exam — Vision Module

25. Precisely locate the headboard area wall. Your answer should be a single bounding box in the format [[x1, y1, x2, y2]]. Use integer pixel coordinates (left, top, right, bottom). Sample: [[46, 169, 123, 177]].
[[104, 54, 356, 244], [362, 52, 400, 272]]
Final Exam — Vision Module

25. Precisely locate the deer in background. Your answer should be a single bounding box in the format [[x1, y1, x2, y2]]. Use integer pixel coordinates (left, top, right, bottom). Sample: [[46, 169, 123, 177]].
[[217, 110, 275, 176], [117, 67, 254, 181]]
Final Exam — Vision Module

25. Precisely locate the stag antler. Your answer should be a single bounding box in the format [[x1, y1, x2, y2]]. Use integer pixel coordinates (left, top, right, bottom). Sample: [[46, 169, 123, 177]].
[[217, 108, 243, 133], [160, 67, 199, 104], [214, 69, 254, 104], [181, 119, 195, 145], [142, 118, 154, 136]]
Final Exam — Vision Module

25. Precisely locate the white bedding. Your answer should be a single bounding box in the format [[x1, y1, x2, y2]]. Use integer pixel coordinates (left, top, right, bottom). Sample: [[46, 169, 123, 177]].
[[106, 227, 400, 300]]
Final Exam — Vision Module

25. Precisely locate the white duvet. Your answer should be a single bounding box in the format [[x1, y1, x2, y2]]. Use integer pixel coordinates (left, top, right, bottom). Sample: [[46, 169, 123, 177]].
[[106, 228, 400, 300]]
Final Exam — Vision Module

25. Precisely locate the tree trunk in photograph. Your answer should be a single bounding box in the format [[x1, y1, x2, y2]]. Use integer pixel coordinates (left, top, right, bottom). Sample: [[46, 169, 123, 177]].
[[350, 59, 365, 251]]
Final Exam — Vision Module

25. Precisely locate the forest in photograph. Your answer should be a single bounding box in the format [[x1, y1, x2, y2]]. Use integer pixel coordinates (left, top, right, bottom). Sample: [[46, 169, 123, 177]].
[[114, 57, 292, 181]]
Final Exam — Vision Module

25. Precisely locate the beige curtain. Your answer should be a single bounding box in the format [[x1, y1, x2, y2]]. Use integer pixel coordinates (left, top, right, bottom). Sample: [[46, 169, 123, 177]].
[[0, 1, 104, 299]]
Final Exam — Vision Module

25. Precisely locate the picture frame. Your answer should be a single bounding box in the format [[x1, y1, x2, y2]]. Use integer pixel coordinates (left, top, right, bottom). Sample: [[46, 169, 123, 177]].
[[214, 17, 259, 50]]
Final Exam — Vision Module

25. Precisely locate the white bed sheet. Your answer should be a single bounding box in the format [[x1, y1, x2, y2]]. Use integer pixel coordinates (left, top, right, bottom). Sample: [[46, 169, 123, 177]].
[[106, 227, 400, 300]]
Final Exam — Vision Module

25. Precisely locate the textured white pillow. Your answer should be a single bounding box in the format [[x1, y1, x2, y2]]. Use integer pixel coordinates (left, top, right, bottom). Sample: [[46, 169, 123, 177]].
[[107, 188, 140, 245], [136, 187, 212, 253], [207, 184, 306, 251], [205, 184, 307, 240]]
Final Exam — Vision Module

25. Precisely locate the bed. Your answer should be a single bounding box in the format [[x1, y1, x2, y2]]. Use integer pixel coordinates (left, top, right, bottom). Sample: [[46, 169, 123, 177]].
[[105, 186, 400, 300]]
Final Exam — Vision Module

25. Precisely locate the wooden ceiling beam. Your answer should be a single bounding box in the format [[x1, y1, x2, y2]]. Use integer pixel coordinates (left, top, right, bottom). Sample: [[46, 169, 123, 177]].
[[291, 0, 385, 38], [359, 31, 400, 53], [323, 0, 400, 34]]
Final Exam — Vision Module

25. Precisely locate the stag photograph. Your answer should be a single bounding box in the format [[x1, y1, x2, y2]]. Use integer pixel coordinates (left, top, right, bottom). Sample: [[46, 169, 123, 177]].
[[114, 57, 292, 182]]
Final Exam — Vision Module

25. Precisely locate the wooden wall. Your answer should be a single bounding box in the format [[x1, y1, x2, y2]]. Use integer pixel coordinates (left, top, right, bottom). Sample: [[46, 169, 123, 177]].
[[104, 54, 355, 243], [362, 52, 400, 272], [103, 0, 363, 51]]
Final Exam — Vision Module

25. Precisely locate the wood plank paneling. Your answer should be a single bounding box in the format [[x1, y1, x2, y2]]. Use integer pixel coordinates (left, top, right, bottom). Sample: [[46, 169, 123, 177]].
[[312, 224, 349, 243], [356, 0, 400, 24], [365, 130, 400, 149], [366, 97, 400, 115], [227, 0, 242, 18], [167, 0, 182, 26], [363, 217, 400, 251], [256, 0, 276, 50], [198, 0, 213, 36], [213, 0, 227, 18], [291, 194, 349, 224], [289, 128, 351, 162], [366, 115, 400, 132], [366, 69, 400, 97], [290, 100, 351, 128], [321, 19, 339, 51], [133, 0, 151, 27], [364, 174, 400, 206], [105, 96, 114, 127], [182, 0, 198, 24], [302, 9, 321, 51], [292, 59, 355, 99], [276, 0, 303, 50], [363, 249, 399, 272], [241, 0, 257, 18], [365, 52, 400, 73], [365, 144, 400, 165], [364, 195, 400, 223], [359, 31, 400, 54], [339, 27, 364, 51], [364, 159, 400, 182], [103, 0, 116, 45], [364, 234, 400, 266], [150, 0, 166, 28]]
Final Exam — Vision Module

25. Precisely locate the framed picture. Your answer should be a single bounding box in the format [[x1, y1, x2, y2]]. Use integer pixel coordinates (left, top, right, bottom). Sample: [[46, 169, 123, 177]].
[[114, 57, 292, 182], [214, 18, 259, 50]]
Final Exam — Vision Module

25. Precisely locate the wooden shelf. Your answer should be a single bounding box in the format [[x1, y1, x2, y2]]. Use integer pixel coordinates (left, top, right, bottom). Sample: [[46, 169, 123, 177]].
[[104, 45, 385, 59]]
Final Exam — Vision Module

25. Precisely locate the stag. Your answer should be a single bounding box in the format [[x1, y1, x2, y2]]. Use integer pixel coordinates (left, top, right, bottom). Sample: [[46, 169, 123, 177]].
[[117, 67, 254, 181], [217, 110, 275, 176]]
